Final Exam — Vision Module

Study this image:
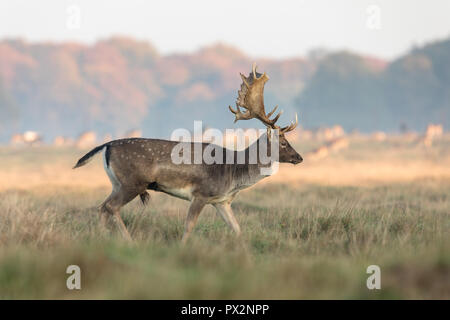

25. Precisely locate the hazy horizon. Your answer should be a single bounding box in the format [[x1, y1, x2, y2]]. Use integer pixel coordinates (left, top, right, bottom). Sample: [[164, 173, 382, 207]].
[[1, 1, 450, 141]]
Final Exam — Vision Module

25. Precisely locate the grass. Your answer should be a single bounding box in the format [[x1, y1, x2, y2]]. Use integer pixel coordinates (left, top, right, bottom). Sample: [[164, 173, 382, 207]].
[[0, 137, 449, 299]]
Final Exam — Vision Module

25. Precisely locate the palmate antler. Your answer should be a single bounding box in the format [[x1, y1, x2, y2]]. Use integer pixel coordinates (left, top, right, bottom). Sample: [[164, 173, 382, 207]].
[[229, 63, 298, 135]]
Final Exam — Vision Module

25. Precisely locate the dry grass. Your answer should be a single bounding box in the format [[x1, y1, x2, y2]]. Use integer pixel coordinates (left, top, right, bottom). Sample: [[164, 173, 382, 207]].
[[0, 136, 449, 299]]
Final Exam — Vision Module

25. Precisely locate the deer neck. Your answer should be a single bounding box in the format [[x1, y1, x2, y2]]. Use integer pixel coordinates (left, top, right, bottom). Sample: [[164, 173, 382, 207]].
[[231, 135, 274, 189]]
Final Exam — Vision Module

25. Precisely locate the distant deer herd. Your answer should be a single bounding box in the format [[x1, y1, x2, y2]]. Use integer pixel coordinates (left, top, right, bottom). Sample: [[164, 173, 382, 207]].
[[10, 129, 143, 148], [12, 123, 445, 153]]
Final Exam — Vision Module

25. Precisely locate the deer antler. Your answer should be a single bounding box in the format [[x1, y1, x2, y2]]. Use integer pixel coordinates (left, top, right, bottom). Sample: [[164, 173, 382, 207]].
[[229, 63, 282, 128], [229, 63, 298, 134], [280, 113, 298, 134]]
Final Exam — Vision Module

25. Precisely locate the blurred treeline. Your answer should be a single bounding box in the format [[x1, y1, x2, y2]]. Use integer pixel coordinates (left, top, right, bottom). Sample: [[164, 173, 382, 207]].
[[0, 36, 449, 141]]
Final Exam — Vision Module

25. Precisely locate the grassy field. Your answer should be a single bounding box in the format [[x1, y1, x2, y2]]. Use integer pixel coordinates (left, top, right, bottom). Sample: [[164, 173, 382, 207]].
[[0, 136, 449, 299]]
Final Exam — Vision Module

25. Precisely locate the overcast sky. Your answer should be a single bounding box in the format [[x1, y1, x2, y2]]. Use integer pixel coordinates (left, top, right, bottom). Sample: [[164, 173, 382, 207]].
[[1, 0, 449, 59]]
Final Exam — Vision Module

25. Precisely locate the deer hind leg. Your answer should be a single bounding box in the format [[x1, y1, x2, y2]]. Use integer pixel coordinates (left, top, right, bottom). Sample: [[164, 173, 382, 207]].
[[99, 195, 113, 231], [100, 187, 140, 242], [214, 202, 241, 236], [181, 197, 206, 244]]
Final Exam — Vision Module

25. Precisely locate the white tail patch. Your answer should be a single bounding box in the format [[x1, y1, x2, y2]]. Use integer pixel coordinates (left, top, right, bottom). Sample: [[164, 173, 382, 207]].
[[102, 147, 121, 191]]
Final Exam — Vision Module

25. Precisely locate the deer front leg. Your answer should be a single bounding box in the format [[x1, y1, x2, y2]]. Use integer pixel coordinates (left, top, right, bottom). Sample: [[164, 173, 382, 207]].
[[181, 197, 206, 244], [214, 202, 241, 236]]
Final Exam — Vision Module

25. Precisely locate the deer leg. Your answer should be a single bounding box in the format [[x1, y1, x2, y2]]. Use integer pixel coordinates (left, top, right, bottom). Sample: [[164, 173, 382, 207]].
[[214, 202, 241, 236], [100, 188, 140, 242], [181, 197, 206, 244], [99, 194, 114, 232]]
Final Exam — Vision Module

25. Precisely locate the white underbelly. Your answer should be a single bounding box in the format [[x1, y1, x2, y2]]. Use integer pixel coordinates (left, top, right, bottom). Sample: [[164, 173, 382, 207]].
[[159, 185, 193, 201]]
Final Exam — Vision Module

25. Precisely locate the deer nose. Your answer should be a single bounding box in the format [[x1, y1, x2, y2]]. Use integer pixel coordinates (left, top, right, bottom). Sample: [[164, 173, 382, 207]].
[[297, 154, 303, 163]]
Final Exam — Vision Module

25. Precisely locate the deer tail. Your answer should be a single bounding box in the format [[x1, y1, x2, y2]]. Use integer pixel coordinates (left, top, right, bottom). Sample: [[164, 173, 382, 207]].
[[73, 144, 106, 169]]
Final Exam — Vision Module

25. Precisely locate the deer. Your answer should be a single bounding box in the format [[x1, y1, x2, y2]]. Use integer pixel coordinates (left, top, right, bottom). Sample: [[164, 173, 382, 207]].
[[73, 63, 303, 243]]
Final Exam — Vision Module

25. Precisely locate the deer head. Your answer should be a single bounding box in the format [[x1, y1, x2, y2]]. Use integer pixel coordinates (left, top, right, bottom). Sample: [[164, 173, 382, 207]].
[[229, 63, 303, 164]]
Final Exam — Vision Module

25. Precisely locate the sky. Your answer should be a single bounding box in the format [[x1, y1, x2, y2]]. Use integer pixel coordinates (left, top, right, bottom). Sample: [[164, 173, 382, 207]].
[[1, 0, 450, 60]]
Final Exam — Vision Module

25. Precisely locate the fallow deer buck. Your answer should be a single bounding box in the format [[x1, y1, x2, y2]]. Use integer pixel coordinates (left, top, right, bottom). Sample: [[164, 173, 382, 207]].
[[73, 63, 303, 243]]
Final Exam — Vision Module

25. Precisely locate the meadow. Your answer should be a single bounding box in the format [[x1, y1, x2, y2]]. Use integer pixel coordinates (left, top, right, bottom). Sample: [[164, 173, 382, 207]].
[[0, 135, 449, 299]]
